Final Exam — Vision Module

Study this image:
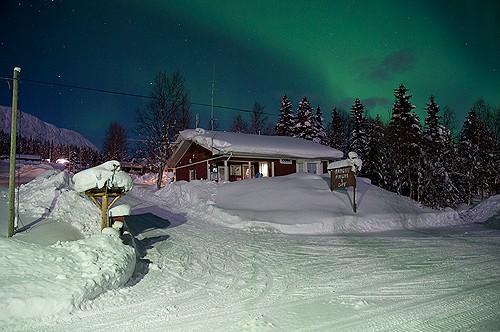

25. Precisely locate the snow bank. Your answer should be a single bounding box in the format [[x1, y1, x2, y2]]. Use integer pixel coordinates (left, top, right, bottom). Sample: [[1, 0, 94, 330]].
[[213, 174, 465, 234], [18, 169, 70, 216], [17, 169, 101, 236], [72, 160, 133, 193], [0, 233, 135, 323], [155, 180, 218, 214], [460, 194, 500, 224], [154, 173, 466, 234], [0, 167, 136, 323]]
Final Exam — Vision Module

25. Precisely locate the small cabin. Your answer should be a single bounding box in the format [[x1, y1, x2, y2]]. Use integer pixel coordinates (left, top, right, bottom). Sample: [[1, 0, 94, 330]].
[[168, 129, 343, 182]]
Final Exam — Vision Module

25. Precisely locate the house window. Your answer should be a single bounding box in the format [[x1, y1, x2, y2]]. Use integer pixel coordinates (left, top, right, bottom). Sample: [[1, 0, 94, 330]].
[[307, 162, 318, 174], [189, 169, 197, 181], [297, 161, 305, 173]]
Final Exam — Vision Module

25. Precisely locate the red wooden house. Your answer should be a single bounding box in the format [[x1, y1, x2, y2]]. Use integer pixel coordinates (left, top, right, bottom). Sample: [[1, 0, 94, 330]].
[[168, 128, 343, 182]]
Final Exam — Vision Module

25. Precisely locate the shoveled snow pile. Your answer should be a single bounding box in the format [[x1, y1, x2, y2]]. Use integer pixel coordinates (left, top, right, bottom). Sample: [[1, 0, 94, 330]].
[[72, 160, 133, 193], [0, 167, 136, 324], [156, 179, 218, 211], [17, 169, 100, 236], [18, 169, 70, 217], [154, 173, 466, 234], [460, 194, 500, 224], [0, 233, 134, 323]]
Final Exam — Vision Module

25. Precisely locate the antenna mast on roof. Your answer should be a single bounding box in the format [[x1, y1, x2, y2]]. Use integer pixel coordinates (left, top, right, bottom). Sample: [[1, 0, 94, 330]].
[[210, 65, 215, 131]]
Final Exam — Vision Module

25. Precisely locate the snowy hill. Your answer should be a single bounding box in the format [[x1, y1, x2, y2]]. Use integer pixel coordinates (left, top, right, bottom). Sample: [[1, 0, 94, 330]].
[[0, 105, 96, 149]]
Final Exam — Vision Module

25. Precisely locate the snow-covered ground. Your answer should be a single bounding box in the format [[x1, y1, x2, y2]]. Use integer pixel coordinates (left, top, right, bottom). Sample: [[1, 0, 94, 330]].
[[1, 168, 500, 331]]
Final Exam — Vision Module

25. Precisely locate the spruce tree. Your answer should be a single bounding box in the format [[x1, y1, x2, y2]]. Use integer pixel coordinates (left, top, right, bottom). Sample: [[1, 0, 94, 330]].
[[421, 96, 460, 207], [275, 95, 295, 136], [458, 109, 482, 204], [312, 106, 328, 145], [458, 101, 499, 203], [293, 97, 316, 140], [328, 107, 349, 153], [386, 84, 423, 200], [349, 98, 368, 160], [363, 115, 388, 187]]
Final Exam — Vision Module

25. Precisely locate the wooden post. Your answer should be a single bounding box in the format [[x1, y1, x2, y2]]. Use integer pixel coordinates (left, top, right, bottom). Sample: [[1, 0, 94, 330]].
[[352, 178, 357, 213], [329, 170, 333, 191], [8, 67, 21, 238], [101, 191, 109, 230]]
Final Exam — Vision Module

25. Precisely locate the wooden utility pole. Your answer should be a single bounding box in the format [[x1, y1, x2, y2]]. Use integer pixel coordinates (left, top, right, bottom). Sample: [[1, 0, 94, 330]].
[[8, 67, 21, 237]]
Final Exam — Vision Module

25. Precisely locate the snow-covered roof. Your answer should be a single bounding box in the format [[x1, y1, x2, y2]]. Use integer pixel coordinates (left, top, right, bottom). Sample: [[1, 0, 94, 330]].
[[178, 128, 343, 160]]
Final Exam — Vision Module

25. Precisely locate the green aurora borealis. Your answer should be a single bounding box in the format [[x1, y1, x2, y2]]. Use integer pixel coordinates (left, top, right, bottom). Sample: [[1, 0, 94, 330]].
[[0, 0, 499, 146]]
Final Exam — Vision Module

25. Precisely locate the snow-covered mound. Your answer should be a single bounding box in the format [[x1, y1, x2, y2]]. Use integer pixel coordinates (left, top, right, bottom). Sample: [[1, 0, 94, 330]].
[[214, 174, 464, 234], [460, 194, 500, 224], [155, 173, 465, 234], [72, 160, 133, 193], [155, 179, 218, 214], [0, 233, 134, 323], [0, 168, 136, 323], [0, 105, 96, 149], [18, 169, 70, 216]]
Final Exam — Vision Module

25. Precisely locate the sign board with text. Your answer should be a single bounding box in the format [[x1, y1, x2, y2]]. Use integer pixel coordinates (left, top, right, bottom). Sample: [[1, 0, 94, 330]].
[[279, 159, 292, 165], [330, 166, 356, 190]]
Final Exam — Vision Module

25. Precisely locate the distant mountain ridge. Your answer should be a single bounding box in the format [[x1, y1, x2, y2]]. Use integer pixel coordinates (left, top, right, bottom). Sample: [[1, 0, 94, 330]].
[[0, 106, 97, 150]]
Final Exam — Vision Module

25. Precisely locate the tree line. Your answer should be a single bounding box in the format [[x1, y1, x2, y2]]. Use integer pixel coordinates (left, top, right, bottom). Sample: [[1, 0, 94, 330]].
[[267, 84, 500, 208], [0, 130, 101, 170]]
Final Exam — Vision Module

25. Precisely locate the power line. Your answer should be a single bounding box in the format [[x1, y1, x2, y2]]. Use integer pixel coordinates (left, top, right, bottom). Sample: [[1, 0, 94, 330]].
[[0, 76, 279, 118]]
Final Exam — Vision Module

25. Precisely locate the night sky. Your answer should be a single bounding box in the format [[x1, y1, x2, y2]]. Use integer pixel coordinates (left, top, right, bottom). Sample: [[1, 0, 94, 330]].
[[1, 0, 499, 148]]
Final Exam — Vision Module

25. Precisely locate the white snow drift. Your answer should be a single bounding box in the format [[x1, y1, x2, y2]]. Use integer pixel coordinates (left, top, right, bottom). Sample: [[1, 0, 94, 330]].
[[0, 165, 135, 324], [153, 173, 466, 234]]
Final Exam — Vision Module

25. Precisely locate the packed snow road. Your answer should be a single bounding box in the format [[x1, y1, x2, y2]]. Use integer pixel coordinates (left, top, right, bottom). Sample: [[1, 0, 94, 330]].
[[20, 190, 500, 332]]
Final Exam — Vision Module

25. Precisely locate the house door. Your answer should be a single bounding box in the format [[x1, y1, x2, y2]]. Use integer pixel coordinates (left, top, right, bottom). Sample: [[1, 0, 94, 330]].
[[258, 162, 269, 177], [242, 164, 255, 179]]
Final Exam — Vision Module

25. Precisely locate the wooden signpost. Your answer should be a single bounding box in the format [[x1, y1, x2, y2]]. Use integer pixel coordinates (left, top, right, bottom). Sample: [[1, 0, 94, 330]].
[[330, 166, 358, 212]]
